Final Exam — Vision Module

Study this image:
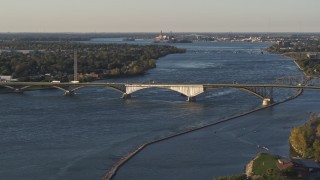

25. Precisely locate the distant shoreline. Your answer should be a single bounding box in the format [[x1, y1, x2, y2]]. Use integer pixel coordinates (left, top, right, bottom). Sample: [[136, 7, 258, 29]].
[[265, 46, 319, 78]]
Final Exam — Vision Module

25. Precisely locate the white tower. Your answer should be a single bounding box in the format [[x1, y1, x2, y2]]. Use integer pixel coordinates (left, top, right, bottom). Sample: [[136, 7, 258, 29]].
[[74, 50, 78, 81]]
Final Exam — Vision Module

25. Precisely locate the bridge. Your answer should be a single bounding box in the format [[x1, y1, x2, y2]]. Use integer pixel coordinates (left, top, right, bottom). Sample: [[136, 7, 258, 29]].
[[1, 82, 320, 106]]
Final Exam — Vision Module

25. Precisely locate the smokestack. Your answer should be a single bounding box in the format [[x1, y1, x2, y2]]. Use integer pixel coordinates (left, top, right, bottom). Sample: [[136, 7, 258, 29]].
[[74, 50, 78, 81]]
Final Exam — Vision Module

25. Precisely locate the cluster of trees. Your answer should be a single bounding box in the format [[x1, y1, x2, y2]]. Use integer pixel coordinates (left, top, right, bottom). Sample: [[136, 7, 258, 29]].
[[296, 59, 320, 76], [0, 42, 186, 81], [289, 114, 320, 160], [0, 33, 157, 41]]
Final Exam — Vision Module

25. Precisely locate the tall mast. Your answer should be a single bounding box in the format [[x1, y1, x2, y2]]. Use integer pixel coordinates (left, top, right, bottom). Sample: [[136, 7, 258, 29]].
[[74, 50, 78, 81]]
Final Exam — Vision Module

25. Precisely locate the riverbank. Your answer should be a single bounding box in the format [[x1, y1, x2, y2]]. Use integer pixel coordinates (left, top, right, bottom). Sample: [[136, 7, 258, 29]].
[[266, 47, 319, 77], [270, 51, 308, 76], [282, 52, 310, 77], [245, 153, 282, 179]]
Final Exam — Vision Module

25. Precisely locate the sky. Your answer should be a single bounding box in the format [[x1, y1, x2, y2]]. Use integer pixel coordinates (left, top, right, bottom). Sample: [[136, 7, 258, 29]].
[[1, 0, 320, 33]]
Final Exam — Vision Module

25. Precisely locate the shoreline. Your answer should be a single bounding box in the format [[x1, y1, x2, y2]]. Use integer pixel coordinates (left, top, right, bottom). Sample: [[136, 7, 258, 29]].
[[104, 88, 304, 180], [267, 49, 317, 78], [281, 54, 310, 77]]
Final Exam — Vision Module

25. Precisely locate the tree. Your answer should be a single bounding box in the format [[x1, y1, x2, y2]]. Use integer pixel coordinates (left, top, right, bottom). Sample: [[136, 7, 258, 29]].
[[290, 127, 309, 156], [313, 140, 320, 161]]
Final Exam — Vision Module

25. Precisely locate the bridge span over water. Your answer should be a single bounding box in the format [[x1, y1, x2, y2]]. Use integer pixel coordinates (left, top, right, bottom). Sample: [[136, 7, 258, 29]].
[[1, 82, 319, 106]]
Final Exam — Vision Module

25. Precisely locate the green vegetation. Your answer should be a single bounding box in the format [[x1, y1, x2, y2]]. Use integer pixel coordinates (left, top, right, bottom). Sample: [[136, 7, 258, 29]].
[[0, 33, 157, 41], [0, 42, 185, 81], [266, 42, 320, 76], [289, 113, 320, 160], [251, 153, 282, 179], [267, 41, 320, 54], [281, 52, 320, 76], [215, 154, 284, 180], [220, 114, 320, 180], [214, 153, 299, 180], [214, 174, 247, 180], [296, 59, 320, 76], [281, 52, 309, 61]]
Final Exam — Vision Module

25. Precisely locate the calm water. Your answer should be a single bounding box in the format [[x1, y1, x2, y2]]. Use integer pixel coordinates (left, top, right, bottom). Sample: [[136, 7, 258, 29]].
[[114, 89, 320, 180], [0, 40, 308, 180]]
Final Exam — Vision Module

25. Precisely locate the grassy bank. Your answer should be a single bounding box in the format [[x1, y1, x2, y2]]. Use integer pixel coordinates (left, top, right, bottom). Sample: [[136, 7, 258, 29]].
[[214, 153, 282, 180], [266, 45, 320, 77]]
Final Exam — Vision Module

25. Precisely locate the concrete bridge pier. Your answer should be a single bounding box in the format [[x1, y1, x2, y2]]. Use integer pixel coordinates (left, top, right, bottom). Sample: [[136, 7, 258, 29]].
[[262, 98, 273, 106], [122, 93, 131, 99], [14, 89, 23, 93], [187, 96, 196, 102], [64, 90, 74, 96]]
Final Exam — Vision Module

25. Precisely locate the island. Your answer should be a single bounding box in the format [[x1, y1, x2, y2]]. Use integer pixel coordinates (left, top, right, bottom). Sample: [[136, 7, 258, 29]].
[[0, 41, 186, 82]]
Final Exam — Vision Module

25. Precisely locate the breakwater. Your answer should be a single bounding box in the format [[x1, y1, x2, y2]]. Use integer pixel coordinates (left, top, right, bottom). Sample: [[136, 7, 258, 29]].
[[104, 88, 304, 180]]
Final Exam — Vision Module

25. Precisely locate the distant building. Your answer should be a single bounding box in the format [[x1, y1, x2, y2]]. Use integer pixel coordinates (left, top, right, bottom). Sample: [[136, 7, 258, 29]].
[[277, 158, 320, 178], [0, 49, 36, 54], [15, 50, 34, 54], [277, 158, 294, 171], [154, 30, 175, 41], [307, 53, 320, 60], [277, 41, 291, 47], [0, 50, 11, 54], [78, 72, 99, 79], [87, 72, 99, 78], [291, 158, 320, 178]]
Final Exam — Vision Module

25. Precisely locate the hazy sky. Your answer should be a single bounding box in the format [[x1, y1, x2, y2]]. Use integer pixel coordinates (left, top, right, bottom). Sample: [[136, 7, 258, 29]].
[[1, 0, 320, 32]]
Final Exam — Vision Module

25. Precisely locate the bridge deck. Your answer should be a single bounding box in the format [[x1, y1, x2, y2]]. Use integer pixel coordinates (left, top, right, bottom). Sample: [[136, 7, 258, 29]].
[[1, 82, 320, 89]]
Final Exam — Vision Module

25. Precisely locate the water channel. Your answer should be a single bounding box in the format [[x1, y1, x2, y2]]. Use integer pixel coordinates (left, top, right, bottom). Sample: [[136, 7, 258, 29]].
[[1, 39, 316, 180]]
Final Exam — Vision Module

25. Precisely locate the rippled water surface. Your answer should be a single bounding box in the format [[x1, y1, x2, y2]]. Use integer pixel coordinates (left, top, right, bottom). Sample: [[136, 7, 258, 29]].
[[0, 40, 306, 180]]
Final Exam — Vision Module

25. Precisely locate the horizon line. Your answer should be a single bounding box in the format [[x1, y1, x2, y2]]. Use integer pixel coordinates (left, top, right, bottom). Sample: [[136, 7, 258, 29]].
[[1, 31, 320, 34]]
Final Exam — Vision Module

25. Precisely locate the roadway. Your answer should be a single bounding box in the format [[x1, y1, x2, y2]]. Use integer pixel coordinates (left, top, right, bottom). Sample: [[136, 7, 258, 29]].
[[1, 82, 320, 90]]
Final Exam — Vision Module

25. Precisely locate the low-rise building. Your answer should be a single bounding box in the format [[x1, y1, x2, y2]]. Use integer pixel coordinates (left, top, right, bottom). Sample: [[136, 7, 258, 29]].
[[277, 41, 291, 47], [307, 53, 320, 60], [291, 158, 320, 178], [0, 75, 12, 82], [0, 75, 17, 82], [277, 158, 320, 178], [277, 158, 294, 170]]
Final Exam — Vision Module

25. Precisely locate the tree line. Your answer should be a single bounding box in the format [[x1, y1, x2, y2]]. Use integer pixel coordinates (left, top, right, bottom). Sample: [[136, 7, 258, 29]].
[[0, 33, 158, 41], [0, 42, 186, 81]]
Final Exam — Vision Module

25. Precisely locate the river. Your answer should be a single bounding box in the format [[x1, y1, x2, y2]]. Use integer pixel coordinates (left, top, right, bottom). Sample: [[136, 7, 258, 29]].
[[0, 39, 315, 180]]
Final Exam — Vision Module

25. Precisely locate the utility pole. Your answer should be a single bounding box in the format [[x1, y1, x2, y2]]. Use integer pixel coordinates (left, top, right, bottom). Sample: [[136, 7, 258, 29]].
[[74, 50, 78, 81]]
